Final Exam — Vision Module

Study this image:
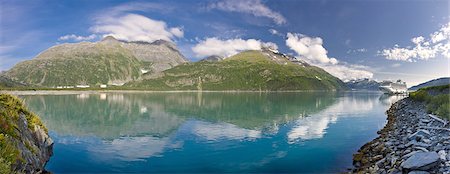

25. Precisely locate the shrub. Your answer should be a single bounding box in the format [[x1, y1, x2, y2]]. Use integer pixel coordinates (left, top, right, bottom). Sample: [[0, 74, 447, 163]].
[[410, 85, 450, 119]]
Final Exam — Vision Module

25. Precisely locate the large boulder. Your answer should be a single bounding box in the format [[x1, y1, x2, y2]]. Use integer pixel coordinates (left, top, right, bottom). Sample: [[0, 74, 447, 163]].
[[401, 151, 440, 171]]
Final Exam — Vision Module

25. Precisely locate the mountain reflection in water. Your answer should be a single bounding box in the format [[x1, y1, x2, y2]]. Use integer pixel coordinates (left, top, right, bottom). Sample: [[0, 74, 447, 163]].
[[19, 92, 404, 173]]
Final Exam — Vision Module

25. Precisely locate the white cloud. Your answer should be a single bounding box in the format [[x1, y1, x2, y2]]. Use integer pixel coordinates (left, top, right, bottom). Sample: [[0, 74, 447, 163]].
[[170, 27, 184, 38], [347, 48, 367, 54], [191, 121, 261, 141], [208, 0, 286, 25], [269, 29, 278, 35], [286, 33, 338, 65], [285, 32, 373, 81], [91, 13, 184, 43], [391, 63, 401, 68], [268, 28, 283, 36], [58, 34, 97, 41], [192, 37, 277, 57], [380, 22, 450, 61], [317, 63, 374, 82]]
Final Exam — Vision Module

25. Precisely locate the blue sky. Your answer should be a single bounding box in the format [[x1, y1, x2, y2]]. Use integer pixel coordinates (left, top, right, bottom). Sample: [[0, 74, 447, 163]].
[[1, 0, 449, 86]]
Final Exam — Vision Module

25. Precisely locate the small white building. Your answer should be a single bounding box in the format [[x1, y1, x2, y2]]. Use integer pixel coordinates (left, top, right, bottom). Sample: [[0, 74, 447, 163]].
[[100, 84, 107, 88], [76, 85, 90, 88]]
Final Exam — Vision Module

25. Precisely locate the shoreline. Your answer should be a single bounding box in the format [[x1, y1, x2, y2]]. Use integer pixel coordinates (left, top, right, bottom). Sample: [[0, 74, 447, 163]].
[[0, 89, 383, 95], [352, 98, 450, 173]]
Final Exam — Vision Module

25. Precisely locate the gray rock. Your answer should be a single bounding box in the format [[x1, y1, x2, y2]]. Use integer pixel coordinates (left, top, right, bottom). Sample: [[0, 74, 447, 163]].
[[408, 171, 430, 174], [415, 146, 429, 152], [408, 129, 431, 141], [420, 119, 431, 124], [406, 140, 431, 148], [438, 150, 447, 161], [401, 151, 440, 170]]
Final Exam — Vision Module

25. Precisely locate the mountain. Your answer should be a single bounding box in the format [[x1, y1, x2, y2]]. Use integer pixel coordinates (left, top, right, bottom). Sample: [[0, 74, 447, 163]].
[[126, 50, 346, 91], [4, 36, 188, 87], [200, 55, 224, 62], [409, 77, 450, 90], [345, 78, 381, 91], [0, 75, 27, 88]]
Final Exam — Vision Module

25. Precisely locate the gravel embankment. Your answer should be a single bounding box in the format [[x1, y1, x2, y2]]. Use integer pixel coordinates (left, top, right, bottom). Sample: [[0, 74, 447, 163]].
[[352, 98, 450, 174]]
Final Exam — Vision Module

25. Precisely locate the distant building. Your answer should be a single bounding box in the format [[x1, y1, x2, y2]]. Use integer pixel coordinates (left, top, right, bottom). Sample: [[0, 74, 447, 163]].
[[100, 84, 107, 88], [111, 82, 125, 86], [76, 85, 90, 88]]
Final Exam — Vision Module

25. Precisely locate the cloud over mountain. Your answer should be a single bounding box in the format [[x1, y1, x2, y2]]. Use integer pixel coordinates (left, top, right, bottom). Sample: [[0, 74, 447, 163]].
[[208, 0, 286, 25], [380, 22, 450, 61], [58, 34, 97, 42], [285, 32, 373, 81], [192, 37, 277, 57], [91, 14, 183, 43], [286, 33, 338, 65]]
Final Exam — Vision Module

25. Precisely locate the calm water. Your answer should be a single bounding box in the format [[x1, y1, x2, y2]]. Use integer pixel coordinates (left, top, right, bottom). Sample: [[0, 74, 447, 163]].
[[18, 92, 403, 173]]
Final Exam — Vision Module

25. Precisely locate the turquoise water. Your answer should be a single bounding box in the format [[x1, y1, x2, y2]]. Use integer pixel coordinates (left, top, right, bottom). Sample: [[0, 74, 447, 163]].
[[19, 92, 403, 173]]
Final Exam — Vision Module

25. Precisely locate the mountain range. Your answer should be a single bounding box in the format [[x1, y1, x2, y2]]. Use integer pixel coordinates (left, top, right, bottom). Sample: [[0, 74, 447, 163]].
[[127, 49, 345, 90], [344, 78, 382, 91], [2, 36, 347, 90]]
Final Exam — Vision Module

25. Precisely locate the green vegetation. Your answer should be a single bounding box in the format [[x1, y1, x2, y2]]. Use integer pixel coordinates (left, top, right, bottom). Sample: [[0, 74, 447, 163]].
[[410, 84, 450, 119], [0, 94, 48, 172], [0, 76, 26, 89], [127, 51, 346, 91], [5, 46, 142, 87]]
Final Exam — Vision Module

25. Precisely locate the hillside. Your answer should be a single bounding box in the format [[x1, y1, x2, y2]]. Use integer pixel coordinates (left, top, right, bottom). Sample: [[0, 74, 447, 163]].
[[4, 36, 187, 87], [126, 50, 346, 91], [345, 78, 381, 91], [409, 77, 450, 90], [409, 84, 449, 119], [0, 94, 53, 173], [0, 75, 27, 88]]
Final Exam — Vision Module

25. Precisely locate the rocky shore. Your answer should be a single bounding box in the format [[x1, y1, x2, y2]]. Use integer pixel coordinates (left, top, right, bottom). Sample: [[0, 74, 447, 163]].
[[352, 98, 450, 174]]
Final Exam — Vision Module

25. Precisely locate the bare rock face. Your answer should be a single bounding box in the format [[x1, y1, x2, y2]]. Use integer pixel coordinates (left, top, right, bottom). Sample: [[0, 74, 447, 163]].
[[122, 39, 188, 73]]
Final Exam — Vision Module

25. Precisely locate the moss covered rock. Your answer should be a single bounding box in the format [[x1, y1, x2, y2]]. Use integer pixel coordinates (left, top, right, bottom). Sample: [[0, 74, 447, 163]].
[[0, 94, 53, 173]]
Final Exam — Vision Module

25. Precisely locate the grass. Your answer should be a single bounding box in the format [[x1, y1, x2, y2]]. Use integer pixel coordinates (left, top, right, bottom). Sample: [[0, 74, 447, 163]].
[[0, 133, 17, 173], [410, 84, 450, 119], [4, 44, 143, 87]]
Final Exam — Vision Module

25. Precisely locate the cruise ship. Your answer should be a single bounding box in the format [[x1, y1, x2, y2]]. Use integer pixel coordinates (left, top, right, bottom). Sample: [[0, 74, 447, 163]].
[[379, 80, 408, 94]]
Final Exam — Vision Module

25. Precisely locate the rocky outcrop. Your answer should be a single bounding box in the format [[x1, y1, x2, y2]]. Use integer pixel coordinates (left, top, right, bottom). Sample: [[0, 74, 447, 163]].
[[0, 94, 53, 173], [122, 39, 188, 73], [352, 98, 450, 173]]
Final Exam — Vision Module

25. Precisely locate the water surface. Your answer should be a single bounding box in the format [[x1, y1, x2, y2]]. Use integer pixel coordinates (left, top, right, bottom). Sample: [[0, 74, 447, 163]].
[[19, 92, 403, 173]]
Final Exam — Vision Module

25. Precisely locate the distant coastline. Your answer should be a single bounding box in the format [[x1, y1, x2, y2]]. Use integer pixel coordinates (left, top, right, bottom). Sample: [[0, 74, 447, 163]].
[[0, 89, 386, 96]]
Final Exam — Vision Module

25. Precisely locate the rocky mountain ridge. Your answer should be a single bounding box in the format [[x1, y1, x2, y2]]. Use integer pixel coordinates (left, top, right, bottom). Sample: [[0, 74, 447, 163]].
[[345, 78, 381, 91]]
